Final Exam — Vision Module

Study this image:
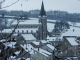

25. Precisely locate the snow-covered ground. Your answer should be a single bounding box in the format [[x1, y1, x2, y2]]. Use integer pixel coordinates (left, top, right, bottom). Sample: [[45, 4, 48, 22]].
[[47, 19, 80, 27], [3, 42, 16, 48], [12, 19, 40, 25], [61, 26, 80, 37], [67, 21, 80, 27], [1, 18, 80, 60], [47, 19, 58, 22], [47, 23, 55, 32]]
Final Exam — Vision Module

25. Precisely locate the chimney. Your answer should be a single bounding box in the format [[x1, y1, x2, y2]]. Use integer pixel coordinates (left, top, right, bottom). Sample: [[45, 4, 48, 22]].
[[38, 47, 39, 51]]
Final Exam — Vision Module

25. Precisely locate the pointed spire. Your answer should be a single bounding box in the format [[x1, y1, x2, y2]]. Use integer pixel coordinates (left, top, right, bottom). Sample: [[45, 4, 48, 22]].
[[39, 1, 46, 16]]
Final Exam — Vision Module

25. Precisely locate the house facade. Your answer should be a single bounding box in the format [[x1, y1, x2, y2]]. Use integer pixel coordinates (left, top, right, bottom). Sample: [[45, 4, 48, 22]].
[[59, 36, 78, 57], [31, 48, 53, 60]]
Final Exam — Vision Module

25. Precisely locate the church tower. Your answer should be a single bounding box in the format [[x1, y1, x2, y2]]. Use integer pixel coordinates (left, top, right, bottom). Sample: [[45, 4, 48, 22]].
[[38, 1, 47, 40]]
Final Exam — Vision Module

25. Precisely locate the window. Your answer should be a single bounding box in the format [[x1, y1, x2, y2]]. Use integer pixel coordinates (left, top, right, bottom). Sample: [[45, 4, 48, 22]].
[[26, 30, 28, 33], [75, 46, 76, 49], [17, 30, 19, 33], [27, 25, 30, 28], [21, 26, 23, 28], [31, 25, 37, 28], [18, 26, 20, 28], [68, 46, 71, 49], [54, 43, 55, 45], [13, 25, 15, 28], [25, 26, 27, 28], [65, 42, 67, 45], [31, 30, 33, 33], [31, 26, 32, 28], [65, 51, 67, 54], [60, 51, 63, 54]]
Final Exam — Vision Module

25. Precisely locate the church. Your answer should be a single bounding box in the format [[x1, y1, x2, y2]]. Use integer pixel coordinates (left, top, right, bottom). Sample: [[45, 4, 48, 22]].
[[1, 1, 48, 40]]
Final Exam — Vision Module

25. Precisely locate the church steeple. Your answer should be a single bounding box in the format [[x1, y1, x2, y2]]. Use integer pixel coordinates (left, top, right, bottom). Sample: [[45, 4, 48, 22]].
[[38, 1, 47, 40], [39, 1, 46, 16]]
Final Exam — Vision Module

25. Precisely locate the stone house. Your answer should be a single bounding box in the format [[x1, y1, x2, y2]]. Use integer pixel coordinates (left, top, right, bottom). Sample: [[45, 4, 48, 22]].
[[31, 48, 53, 60], [59, 36, 78, 57], [41, 44, 55, 53], [17, 34, 36, 45]]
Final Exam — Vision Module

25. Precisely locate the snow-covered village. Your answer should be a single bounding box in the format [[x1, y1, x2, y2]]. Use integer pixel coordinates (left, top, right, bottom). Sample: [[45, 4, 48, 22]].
[[0, 0, 80, 60]]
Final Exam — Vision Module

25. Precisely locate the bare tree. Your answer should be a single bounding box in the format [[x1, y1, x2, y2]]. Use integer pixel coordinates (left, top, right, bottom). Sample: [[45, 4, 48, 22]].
[[0, 1, 28, 60], [0, 0, 5, 8]]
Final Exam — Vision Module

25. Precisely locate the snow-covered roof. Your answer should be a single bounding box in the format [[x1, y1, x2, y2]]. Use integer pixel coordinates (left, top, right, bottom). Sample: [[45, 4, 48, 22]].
[[47, 44, 55, 50], [47, 23, 55, 32], [2, 28, 38, 33], [14, 51, 20, 56], [2, 29, 12, 33], [21, 44, 52, 57], [28, 17, 38, 20], [33, 40, 50, 45], [0, 39, 6, 42], [12, 19, 40, 25], [9, 56, 16, 59], [31, 41, 51, 48], [20, 44, 34, 54], [66, 37, 78, 45], [36, 48, 52, 57], [21, 34, 36, 40], [47, 36, 62, 41], [32, 41, 40, 45], [3, 42, 16, 48], [13, 34, 18, 36], [26, 58, 30, 60], [40, 40, 49, 43]]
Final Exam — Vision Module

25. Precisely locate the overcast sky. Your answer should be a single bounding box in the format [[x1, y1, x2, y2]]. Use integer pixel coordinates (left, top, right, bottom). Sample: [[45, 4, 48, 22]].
[[1, 0, 80, 13]]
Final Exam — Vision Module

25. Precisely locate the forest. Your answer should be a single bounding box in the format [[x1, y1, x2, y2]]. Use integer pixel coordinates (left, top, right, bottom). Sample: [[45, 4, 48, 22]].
[[0, 9, 80, 23], [0, 9, 80, 30]]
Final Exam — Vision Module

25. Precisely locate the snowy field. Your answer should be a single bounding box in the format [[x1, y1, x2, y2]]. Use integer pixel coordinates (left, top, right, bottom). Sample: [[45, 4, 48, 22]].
[[47, 19, 80, 37], [47, 19, 58, 22], [1, 18, 80, 60], [47, 19, 80, 27]]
